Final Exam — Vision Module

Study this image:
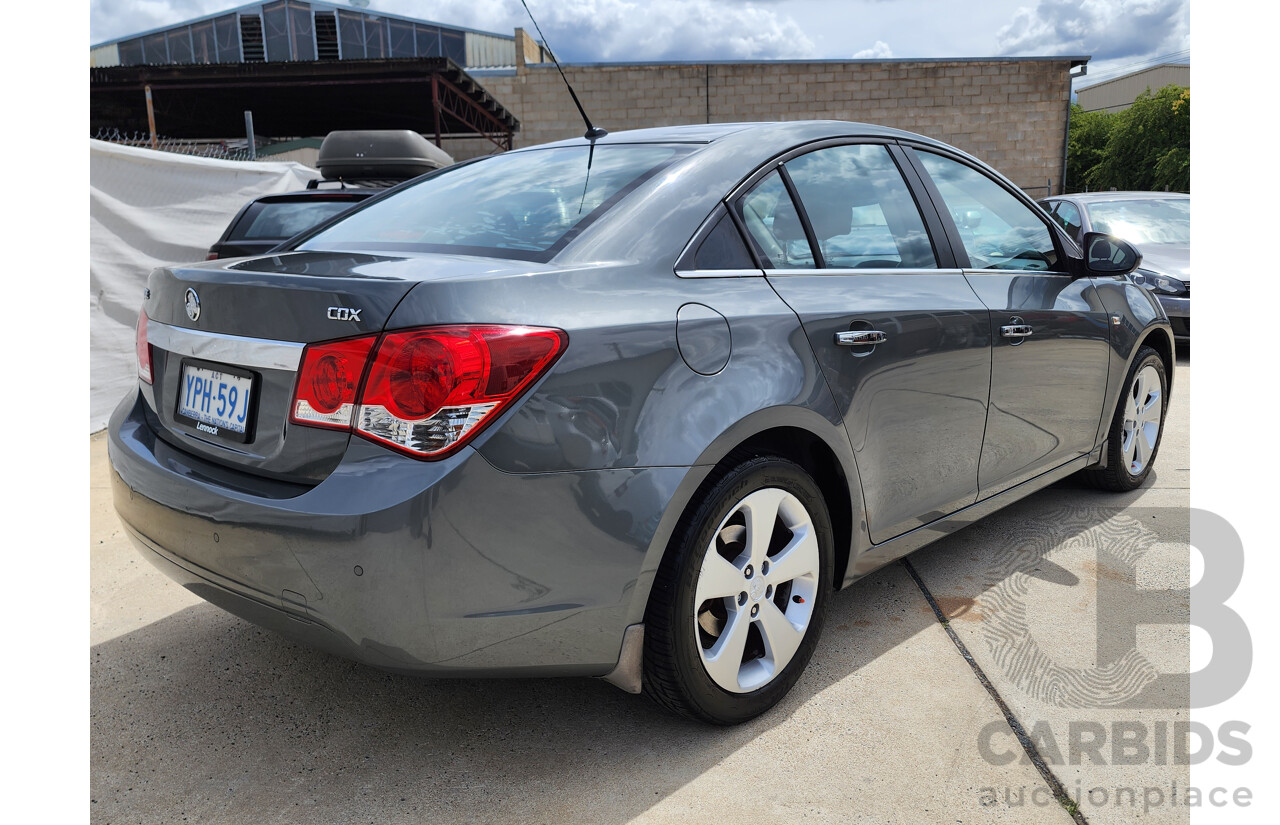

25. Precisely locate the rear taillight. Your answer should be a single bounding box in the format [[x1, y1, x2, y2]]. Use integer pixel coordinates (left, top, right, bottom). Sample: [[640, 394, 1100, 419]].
[[136, 310, 152, 385], [290, 335, 378, 429], [205, 252, 219, 261], [289, 325, 567, 459]]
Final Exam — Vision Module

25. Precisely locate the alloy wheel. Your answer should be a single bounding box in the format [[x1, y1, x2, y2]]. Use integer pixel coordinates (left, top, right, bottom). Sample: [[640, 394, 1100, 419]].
[[693, 487, 821, 693]]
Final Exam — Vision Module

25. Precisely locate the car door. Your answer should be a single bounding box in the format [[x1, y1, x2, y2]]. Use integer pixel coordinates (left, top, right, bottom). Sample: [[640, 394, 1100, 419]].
[[904, 148, 1110, 498], [735, 141, 993, 544]]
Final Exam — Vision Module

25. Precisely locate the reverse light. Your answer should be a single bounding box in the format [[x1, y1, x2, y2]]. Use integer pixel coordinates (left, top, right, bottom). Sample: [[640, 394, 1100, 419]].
[[288, 325, 567, 459], [136, 310, 153, 385]]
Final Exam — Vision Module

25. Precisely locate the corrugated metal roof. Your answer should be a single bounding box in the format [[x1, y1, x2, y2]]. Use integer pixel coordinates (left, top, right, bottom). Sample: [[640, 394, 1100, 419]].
[[90, 0, 514, 49]]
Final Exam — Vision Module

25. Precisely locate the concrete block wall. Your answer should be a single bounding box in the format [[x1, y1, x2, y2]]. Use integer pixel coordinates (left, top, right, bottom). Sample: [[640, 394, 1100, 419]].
[[465, 59, 1075, 194]]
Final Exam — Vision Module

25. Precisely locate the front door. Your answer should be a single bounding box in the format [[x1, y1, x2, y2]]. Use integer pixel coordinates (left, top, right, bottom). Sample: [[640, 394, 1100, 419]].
[[907, 150, 1111, 497]]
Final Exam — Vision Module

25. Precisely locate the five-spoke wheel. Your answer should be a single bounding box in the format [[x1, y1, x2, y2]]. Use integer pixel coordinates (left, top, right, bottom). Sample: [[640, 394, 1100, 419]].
[[643, 455, 833, 725]]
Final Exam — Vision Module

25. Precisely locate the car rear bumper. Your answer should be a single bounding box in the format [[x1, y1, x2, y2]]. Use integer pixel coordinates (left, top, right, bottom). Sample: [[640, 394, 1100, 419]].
[[108, 390, 693, 677]]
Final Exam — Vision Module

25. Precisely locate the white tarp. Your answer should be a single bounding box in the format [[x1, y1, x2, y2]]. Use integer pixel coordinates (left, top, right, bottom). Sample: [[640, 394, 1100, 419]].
[[90, 140, 317, 432]]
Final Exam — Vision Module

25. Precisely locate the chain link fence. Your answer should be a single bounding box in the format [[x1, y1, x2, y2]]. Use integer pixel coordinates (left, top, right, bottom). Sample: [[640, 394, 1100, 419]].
[[92, 129, 266, 162]]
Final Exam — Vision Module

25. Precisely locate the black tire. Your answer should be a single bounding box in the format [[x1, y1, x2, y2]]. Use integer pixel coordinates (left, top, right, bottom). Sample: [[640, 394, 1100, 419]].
[[642, 454, 834, 725], [1084, 345, 1168, 492]]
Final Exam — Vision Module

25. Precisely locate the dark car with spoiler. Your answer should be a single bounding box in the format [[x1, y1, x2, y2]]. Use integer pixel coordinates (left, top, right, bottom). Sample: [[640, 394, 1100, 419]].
[[206, 130, 453, 260], [111, 121, 1173, 724]]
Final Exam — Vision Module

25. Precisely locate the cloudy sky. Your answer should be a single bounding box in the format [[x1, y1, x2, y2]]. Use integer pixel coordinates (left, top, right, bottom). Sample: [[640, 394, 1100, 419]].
[[89, 0, 1189, 82]]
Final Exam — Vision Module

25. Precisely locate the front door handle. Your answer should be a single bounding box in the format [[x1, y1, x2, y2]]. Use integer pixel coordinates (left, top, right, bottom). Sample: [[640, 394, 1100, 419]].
[[835, 330, 888, 346], [1001, 324, 1033, 338]]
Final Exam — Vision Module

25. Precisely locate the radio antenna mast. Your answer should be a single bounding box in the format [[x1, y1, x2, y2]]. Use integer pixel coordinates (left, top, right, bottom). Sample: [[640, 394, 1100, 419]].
[[519, 0, 608, 141]]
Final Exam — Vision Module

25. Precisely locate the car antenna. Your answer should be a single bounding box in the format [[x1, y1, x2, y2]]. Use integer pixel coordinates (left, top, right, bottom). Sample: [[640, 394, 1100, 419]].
[[519, 0, 608, 141]]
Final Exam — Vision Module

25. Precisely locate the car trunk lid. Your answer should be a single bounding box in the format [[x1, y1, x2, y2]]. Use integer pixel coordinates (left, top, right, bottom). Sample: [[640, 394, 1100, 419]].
[[141, 252, 434, 484]]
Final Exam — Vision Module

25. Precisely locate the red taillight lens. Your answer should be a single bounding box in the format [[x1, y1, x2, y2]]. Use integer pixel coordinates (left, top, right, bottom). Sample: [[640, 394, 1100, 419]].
[[205, 252, 219, 261], [136, 310, 153, 385], [290, 335, 378, 429], [288, 325, 567, 459], [357, 326, 567, 458]]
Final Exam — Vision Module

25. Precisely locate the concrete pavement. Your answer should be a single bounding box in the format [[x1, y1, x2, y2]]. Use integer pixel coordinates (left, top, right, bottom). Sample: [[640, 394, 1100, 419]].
[[91, 353, 1191, 824]]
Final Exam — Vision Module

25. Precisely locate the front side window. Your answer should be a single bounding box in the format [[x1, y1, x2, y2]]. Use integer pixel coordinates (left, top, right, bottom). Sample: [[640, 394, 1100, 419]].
[[784, 144, 937, 269], [301, 145, 690, 261], [917, 152, 1060, 271]]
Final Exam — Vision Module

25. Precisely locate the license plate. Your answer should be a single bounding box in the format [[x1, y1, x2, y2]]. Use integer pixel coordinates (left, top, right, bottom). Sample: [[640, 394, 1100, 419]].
[[176, 361, 255, 440]]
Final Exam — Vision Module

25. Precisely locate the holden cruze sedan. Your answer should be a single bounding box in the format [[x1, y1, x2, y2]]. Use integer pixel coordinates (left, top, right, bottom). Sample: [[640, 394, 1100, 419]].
[[1040, 191, 1190, 341], [109, 121, 1174, 725]]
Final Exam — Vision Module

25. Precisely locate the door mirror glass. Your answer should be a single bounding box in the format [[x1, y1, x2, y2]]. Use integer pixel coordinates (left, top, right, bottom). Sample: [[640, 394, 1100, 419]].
[[1082, 232, 1142, 274]]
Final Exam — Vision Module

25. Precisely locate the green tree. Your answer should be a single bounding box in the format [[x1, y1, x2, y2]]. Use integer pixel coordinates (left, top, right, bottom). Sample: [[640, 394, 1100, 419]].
[[1065, 103, 1115, 192], [1084, 84, 1190, 193]]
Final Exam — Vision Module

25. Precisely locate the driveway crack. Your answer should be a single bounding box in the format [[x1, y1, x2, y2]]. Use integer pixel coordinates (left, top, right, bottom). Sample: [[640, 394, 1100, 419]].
[[901, 557, 1088, 824]]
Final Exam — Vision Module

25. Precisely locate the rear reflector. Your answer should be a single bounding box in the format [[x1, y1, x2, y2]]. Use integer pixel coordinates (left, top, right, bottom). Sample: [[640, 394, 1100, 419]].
[[136, 310, 153, 385], [289, 325, 567, 459]]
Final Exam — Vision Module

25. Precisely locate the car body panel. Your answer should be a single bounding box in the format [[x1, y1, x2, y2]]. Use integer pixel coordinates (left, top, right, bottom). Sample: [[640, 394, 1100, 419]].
[[962, 271, 1111, 497], [767, 270, 992, 542]]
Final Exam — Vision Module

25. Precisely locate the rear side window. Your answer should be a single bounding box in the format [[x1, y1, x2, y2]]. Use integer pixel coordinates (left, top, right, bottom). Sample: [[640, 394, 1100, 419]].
[[693, 212, 756, 270], [734, 170, 816, 269], [916, 152, 1060, 272], [232, 200, 361, 240], [301, 145, 692, 262], [784, 144, 937, 269]]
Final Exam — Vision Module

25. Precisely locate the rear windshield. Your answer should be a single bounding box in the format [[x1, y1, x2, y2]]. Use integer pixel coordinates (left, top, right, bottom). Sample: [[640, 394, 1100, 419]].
[[232, 199, 364, 240], [297, 144, 692, 261]]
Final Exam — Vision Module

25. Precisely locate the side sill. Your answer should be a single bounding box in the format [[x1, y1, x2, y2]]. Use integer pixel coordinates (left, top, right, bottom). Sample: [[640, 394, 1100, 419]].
[[841, 453, 1093, 587]]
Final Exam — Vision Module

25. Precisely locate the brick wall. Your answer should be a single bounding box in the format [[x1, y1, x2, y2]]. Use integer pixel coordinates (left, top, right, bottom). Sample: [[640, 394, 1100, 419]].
[[467, 59, 1075, 195]]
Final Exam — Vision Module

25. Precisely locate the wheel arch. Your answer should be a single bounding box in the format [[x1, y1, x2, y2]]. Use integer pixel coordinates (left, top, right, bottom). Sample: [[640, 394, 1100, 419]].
[[1138, 324, 1176, 395], [629, 407, 865, 631]]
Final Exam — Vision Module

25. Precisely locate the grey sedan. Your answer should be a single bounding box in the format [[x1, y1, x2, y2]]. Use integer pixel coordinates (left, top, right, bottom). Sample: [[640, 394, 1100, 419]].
[[110, 121, 1174, 724], [1040, 191, 1190, 341]]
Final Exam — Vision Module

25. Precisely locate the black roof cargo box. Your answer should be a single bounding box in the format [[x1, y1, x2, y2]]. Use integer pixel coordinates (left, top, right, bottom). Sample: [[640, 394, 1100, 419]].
[[317, 130, 453, 180]]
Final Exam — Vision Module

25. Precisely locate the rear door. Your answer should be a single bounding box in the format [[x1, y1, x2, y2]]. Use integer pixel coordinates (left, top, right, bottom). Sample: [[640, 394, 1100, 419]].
[[904, 148, 1110, 497], [737, 141, 993, 544]]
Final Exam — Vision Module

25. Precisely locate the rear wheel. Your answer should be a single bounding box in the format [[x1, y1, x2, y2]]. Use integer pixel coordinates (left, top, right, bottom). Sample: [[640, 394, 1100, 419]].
[[643, 455, 833, 724], [1085, 345, 1168, 491]]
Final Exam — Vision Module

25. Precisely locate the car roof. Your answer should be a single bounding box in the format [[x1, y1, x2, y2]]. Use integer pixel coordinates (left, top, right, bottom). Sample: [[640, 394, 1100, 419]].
[[528, 120, 953, 151]]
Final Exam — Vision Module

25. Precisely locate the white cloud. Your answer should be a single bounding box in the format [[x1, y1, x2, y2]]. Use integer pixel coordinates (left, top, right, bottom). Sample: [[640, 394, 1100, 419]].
[[853, 40, 893, 59], [995, 0, 1189, 67]]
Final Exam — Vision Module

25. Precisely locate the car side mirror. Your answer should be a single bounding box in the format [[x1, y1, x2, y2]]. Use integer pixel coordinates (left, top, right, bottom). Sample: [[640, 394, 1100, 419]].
[[1082, 232, 1142, 275]]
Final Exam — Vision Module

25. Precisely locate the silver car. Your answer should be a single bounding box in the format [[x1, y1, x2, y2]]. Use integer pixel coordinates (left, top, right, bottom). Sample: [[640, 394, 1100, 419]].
[[1040, 192, 1190, 341]]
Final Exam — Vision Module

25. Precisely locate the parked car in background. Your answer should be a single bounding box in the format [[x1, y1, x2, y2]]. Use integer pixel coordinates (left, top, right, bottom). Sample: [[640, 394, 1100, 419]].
[[111, 121, 1174, 725], [1040, 192, 1189, 341], [207, 130, 453, 260]]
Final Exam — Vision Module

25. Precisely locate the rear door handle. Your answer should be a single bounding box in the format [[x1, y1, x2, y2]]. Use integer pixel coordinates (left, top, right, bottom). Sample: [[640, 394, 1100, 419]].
[[1000, 324, 1033, 338], [835, 330, 888, 346]]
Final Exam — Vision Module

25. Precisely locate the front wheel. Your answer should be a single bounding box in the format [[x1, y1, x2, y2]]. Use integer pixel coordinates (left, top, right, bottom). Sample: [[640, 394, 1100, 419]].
[[643, 455, 833, 724], [1085, 345, 1168, 491]]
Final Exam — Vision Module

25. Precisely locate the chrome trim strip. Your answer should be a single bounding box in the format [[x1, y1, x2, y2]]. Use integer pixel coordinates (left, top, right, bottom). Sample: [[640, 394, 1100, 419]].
[[765, 267, 966, 276], [674, 267, 765, 279], [148, 320, 305, 371]]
